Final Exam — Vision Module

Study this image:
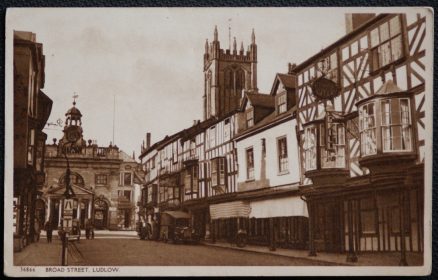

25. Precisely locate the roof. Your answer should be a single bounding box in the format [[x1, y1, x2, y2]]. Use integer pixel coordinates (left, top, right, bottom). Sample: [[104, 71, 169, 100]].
[[65, 105, 82, 117], [276, 73, 296, 89], [375, 79, 403, 96], [119, 150, 136, 163], [246, 93, 275, 109], [235, 106, 296, 140]]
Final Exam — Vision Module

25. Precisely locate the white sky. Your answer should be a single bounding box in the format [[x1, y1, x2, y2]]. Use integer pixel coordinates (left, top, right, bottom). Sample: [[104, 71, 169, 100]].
[[7, 8, 348, 158]]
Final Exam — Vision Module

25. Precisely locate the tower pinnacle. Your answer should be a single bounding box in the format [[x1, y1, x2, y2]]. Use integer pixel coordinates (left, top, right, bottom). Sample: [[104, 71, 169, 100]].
[[251, 28, 256, 44], [214, 25, 218, 41], [233, 37, 237, 53]]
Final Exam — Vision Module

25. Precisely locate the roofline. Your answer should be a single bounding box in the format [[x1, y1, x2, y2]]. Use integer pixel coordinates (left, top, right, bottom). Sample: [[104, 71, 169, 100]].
[[291, 13, 388, 73]]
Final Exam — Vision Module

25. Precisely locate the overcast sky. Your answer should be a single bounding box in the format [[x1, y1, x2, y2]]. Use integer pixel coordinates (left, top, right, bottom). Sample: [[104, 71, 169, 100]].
[[8, 8, 349, 159]]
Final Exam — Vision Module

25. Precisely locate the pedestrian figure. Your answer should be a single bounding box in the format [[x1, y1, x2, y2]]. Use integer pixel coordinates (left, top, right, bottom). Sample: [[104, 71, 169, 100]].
[[44, 220, 53, 243], [90, 220, 95, 239], [85, 219, 94, 239], [34, 218, 41, 242]]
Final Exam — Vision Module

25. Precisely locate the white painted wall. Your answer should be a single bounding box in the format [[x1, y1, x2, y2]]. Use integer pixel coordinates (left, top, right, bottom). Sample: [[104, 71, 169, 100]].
[[236, 118, 300, 187]]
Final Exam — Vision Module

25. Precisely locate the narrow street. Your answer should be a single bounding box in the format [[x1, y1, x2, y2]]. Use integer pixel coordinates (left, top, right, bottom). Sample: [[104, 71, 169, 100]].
[[14, 231, 331, 266], [73, 239, 331, 266]]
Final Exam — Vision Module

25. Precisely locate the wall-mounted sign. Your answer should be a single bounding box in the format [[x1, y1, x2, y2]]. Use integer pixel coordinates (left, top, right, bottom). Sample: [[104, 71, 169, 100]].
[[311, 77, 339, 100]]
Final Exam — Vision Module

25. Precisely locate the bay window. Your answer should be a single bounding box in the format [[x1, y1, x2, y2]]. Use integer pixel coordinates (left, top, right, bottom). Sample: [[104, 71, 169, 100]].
[[304, 126, 317, 171], [359, 102, 377, 156], [320, 122, 346, 168], [381, 98, 412, 152], [358, 93, 413, 159]]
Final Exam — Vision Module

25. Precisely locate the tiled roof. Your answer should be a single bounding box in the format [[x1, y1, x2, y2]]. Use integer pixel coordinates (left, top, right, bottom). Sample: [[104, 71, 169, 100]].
[[277, 73, 296, 89], [119, 150, 136, 162], [246, 93, 275, 109], [236, 106, 296, 140], [375, 79, 404, 96]]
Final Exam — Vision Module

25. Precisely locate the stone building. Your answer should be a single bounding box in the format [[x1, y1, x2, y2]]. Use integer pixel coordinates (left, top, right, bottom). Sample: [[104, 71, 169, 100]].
[[43, 101, 143, 230], [13, 31, 53, 251]]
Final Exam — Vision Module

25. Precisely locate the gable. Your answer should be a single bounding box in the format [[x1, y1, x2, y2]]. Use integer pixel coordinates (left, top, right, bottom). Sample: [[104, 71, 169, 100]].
[[48, 183, 94, 196]]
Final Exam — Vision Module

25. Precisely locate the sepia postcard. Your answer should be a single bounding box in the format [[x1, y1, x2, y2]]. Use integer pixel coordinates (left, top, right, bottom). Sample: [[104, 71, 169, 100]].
[[4, 7, 433, 277]]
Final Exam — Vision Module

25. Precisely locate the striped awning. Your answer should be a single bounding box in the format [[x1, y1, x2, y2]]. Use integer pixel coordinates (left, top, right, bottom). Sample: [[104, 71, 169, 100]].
[[249, 196, 308, 218], [210, 201, 251, 220]]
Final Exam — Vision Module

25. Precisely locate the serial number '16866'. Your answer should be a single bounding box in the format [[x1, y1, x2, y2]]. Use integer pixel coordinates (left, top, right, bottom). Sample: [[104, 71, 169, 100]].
[[20, 267, 36, 272]]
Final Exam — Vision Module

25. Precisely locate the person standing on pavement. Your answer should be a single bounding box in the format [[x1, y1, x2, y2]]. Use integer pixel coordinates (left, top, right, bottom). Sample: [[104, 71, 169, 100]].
[[85, 218, 90, 239], [34, 218, 41, 242], [44, 220, 53, 243]]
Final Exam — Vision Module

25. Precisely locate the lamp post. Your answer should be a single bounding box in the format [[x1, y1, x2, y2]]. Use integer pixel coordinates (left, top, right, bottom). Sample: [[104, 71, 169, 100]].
[[61, 149, 75, 266]]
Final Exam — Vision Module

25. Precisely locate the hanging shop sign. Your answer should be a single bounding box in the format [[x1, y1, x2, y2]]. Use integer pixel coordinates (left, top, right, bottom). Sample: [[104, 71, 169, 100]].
[[311, 77, 339, 100]]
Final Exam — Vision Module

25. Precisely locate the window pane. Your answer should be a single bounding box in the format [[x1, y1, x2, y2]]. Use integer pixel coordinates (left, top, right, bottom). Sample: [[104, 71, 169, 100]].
[[370, 28, 380, 47], [391, 35, 403, 62], [391, 125, 402, 150], [379, 41, 392, 67], [389, 16, 401, 37], [379, 22, 390, 42], [381, 100, 391, 125], [124, 172, 132, 185]]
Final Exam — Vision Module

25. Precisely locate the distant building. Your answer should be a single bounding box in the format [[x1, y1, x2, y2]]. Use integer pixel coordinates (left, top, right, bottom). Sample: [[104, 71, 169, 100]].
[[43, 101, 143, 231], [13, 31, 53, 251]]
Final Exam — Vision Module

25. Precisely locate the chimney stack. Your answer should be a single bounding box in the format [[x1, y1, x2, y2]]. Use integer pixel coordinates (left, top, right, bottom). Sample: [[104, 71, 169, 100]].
[[146, 133, 151, 149], [345, 13, 376, 34]]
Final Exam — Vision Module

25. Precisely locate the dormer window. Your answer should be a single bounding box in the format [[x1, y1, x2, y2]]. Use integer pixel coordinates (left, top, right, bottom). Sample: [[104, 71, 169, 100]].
[[277, 93, 287, 114], [246, 108, 254, 128]]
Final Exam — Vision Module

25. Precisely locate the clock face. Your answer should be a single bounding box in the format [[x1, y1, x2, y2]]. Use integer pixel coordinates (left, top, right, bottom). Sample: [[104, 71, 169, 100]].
[[66, 127, 81, 142]]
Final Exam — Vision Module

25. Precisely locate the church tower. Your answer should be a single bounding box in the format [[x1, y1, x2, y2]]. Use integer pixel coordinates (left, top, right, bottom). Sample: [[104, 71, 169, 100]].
[[203, 26, 258, 120]]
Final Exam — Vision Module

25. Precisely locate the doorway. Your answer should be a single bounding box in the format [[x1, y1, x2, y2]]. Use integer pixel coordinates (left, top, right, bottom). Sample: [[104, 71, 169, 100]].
[[124, 210, 131, 228]]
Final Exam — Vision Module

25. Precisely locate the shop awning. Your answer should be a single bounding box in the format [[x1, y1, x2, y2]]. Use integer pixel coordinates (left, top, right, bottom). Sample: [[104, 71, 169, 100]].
[[210, 201, 251, 220], [249, 196, 308, 218]]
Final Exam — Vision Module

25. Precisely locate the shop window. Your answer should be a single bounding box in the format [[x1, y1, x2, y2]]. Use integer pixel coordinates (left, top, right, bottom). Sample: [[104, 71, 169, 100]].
[[359, 197, 378, 236], [359, 102, 377, 156], [246, 148, 254, 180], [211, 157, 226, 187], [277, 136, 289, 173], [95, 174, 108, 185], [381, 98, 412, 152], [277, 93, 287, 114], [304, 126, 317, 171], [390, 204, 411, 235], [370, 16, 404, 71], [246, 108, 254, 128]]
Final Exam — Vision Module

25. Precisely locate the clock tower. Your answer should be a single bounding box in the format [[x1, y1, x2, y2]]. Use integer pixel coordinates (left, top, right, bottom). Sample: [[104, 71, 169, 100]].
[[58, 98, 86, 154]]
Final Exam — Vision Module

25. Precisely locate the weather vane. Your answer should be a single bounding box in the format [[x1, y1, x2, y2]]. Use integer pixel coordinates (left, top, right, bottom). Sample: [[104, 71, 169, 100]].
[[73, 92, 79, 105]]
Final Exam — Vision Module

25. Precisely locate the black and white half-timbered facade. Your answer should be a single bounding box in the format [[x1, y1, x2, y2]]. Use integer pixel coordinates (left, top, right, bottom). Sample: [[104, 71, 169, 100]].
[[291, 13, 427, 263], [138, 13, 428, 264]]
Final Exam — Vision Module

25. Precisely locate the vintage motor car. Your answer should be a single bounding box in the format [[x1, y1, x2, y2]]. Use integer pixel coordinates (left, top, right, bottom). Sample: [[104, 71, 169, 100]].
[[137, 210, 199, 244]]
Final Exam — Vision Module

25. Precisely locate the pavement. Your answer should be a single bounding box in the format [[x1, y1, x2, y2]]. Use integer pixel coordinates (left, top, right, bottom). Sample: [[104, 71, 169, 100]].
[[201, 240, 424, 266], [13, 230, 424, 266]]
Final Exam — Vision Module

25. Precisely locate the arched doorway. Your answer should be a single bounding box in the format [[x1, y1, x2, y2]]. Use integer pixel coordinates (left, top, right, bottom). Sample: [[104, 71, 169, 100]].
[[94, 199, 109, 229]]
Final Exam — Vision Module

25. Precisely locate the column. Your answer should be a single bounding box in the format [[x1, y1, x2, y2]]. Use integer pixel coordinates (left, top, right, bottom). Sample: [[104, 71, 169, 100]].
[[77, 199, 81, 220], [46, 198, 51, 222], [58, 200, 62, 228], [308, 200, 316, 256], [88, 200, 92, 219], [399, 190, 408, 266], [346, 199, 358, 262]]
